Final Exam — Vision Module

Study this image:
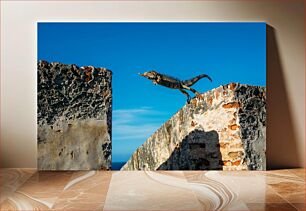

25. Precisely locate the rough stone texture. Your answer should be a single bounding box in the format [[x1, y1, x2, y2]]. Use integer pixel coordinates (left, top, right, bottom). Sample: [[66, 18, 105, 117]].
[[37, 60, 112, 170], [122, 83, 266, 171]]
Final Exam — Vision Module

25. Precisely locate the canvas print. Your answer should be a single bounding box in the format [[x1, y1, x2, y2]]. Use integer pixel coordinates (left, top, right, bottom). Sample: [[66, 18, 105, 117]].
[[38, 22, 266, 171]]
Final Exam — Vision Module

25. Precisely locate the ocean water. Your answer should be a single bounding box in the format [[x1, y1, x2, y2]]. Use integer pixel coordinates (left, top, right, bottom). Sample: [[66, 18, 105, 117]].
[[112, 162, 126, 170]]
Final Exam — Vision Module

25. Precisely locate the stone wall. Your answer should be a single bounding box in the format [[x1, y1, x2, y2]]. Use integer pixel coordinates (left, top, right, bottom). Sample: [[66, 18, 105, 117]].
[[37, 60, 112, 170], [122, 83, 266, 170]]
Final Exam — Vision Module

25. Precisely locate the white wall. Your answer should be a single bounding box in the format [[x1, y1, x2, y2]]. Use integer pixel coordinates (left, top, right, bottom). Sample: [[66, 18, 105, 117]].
[[1, 0, 304, 168]]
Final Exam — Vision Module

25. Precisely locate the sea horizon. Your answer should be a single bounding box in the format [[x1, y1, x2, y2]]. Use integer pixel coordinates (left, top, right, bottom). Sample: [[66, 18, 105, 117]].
[[112, 162, 126, 170]]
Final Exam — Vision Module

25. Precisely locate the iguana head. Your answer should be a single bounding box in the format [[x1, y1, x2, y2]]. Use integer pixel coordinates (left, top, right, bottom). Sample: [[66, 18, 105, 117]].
[[138, 71, 158, 80]]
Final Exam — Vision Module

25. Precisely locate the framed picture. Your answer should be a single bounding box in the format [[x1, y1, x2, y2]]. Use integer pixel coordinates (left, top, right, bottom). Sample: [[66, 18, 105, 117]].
[[38, 22, 266, 170]]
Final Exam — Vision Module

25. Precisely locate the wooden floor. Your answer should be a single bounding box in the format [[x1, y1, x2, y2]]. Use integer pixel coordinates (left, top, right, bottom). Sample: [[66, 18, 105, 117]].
[[0, 169, 304, 210]]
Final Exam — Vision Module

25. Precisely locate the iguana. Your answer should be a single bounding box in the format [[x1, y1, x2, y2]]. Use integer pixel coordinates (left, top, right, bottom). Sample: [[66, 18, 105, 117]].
[[139, 70, 212, 103]]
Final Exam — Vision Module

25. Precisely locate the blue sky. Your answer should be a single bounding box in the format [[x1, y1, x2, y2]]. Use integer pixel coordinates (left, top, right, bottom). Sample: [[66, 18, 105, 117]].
[[38, 22, 266, 162]]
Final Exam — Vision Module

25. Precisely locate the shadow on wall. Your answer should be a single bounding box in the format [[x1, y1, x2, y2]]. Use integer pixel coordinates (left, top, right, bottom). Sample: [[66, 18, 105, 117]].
[[266, 25, 299, 169], [157, 129, 223, 170]]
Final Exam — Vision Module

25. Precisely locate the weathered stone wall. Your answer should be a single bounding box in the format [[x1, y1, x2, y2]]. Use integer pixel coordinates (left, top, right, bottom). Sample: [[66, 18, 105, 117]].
[[37, 60, 112, 170], [122, 83, 266, 170]]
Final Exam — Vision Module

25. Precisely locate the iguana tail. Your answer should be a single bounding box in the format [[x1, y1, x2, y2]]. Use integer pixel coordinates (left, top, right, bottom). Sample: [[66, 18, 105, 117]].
[[183, 74, 212, 87]]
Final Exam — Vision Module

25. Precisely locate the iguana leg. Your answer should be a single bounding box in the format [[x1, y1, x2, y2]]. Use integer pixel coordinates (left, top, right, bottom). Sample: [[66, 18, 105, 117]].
[[153, 76, 161, 85], [182, 84, 203, 99], [179, 89, 191, 103]]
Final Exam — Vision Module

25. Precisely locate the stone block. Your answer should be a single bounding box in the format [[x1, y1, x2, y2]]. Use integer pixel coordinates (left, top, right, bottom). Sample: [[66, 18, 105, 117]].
[[122, 83, 266, 170], [37, 61, 112, 170]]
